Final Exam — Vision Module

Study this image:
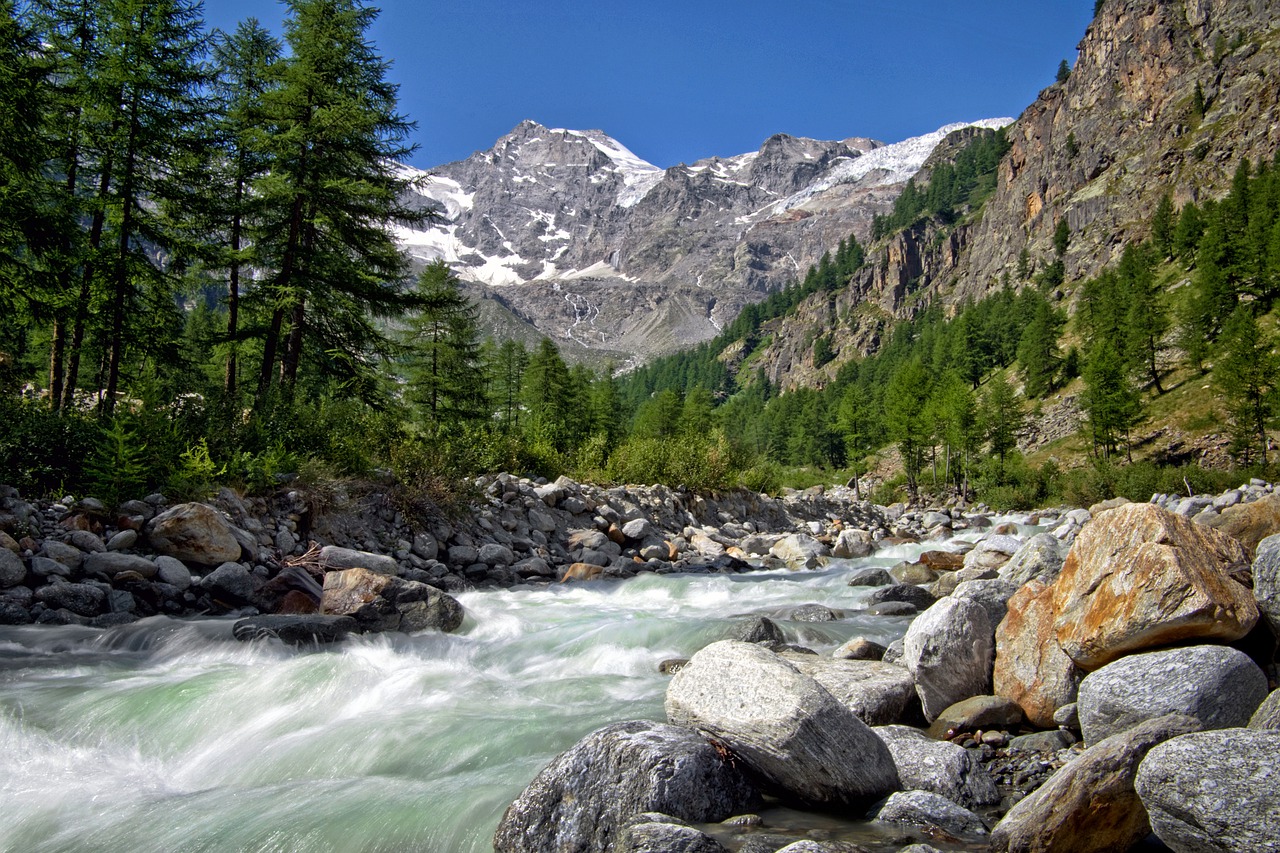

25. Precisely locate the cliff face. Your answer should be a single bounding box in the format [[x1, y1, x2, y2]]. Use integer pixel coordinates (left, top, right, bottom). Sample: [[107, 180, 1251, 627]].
[[756, 0, 1280, 390]]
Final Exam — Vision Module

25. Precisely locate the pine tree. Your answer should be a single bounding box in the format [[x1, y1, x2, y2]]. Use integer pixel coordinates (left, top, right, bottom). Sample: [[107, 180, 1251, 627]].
[[1216, 307, 1278, 464], [884, 357, 932, 498], [1056, 59, 1071, 84], [485, 339, 528, 435], [253, 0, 427, 400], [402, 261, 488, 429], [1017, 295, 1064, 398], [1121, 243, 1168, 392], [199, 19, 281, 402], [1081, 339, 1140, 460], [979, 376, 1025, 478], [1150, 192, 1175, 259], [1172, 201, 1204, 261], [522, 338, 573, 451], [93, 0, 209, 414]]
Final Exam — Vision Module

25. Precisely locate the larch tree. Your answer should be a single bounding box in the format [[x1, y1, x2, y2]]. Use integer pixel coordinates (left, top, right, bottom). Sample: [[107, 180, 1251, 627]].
[[1216, 306, 1278, 465], [253, 0, 426, 402], [402, 260, 488, 429]]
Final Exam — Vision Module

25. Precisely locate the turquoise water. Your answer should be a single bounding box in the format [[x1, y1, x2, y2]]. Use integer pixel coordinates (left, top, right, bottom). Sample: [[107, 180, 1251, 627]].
[[0, 536, 987, 853]]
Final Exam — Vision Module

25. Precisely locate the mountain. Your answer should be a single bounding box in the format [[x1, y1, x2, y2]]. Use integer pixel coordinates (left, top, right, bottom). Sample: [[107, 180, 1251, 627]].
[[393, 118, 1009, 364], [749, 0, 1280, 391]]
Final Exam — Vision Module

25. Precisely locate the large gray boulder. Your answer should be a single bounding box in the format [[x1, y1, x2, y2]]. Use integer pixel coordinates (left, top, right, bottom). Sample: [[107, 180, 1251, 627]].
[[999, 532, 1066, 586], [873, 790, 988, 838], [779, 654, 916, 726], [319, 545, 399, 576], [34, 581, 106, 616], [84, 551, 157, 579], [902, 597, 993, 721], [0, 548, 24, 588], [1254, 533, 1280, 636], [769, 534, 828, 569], [615, 818, 728, 853], [321, 567, 463, 633], [1136, 728, 1280, 853], [146, 503, 242, 566], [665, 640, 899, 807], [492, 720, 757, 853], [872, 725, 998, 810], [1077, 645, 1269, 745], [1250, 689, 1280, 730], [990, 714, 1201, 853], [951, 578, 1018, 637]]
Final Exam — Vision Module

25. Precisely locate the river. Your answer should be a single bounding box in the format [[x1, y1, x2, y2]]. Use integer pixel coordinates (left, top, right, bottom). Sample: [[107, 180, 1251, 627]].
[[0, 535, 1008, 853]]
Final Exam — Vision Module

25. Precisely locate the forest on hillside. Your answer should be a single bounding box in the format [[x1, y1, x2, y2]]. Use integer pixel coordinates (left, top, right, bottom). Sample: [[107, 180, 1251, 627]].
[[1, 0, 1277, 513]]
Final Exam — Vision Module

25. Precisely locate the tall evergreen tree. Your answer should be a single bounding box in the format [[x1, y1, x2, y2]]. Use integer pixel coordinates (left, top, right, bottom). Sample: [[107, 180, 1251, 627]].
[[979, 376, 1025, 477], [93, 0, 208, 413], [884, 357, 932, 498], [1121, 242, 1168, 392], [1150, 192, 1175, 259], [1016, 295, 1064, 398], [198, 19, 281, 401], [402, 261, 488, 428], [1081, 339, 1140, 460], [253, 0, 426, 400], [1216, 306, 1277, 464]]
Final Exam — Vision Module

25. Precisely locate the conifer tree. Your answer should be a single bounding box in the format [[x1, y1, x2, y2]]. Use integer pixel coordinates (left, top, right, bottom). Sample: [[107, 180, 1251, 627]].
[[253, 0, 426, 400], [1016, 295, 1064, 398], [402, 261, 488, 429], [485, 339, 528, 435], [979, 376, 1025, 478], [1081, 339, 1140, 460], [1150, 192, 1175, 259], [884, 357, 932, 498], [522, 338, 574, 451], [1121, 243, 1168, 392], [94, 0, 209, 414], [1216, 306, 1277, 464], [198, 19, 281, 401]]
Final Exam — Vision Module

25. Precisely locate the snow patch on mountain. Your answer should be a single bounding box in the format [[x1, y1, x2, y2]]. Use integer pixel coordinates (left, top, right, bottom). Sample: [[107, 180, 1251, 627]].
[[766, 118, 1013, 215]]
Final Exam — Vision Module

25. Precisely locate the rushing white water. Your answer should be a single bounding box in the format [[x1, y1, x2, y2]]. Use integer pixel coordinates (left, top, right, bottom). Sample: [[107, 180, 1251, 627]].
[[0, 532, 1020, 853]]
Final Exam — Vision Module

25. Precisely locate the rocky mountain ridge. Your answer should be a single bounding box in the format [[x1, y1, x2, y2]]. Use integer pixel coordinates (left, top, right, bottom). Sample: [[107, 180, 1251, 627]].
[[752, 0, 1280, 390], [395, 118, 1009, 364]]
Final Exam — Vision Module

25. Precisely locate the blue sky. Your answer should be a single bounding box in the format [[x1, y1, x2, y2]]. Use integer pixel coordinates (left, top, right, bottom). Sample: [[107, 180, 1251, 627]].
[[201, 1, 1096, 169]]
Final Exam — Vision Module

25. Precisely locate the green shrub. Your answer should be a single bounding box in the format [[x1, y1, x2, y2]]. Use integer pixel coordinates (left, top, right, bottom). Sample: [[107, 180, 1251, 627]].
[[84, 416, 150, 507], [165, 439, 226, 502], [0, 397, 103, 495]]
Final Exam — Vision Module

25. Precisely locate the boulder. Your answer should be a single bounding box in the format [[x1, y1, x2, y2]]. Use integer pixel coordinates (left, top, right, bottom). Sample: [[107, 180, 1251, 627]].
[[889, 561, 937, 585], [559, 562, 604, 583], [963, 535, 1022, 570], [1250, 689, 1280, 730], [154, 555, 192, 590], [873, 725, 999, 810], [83, 551, 157, 579], [779, 654, 916, 726], [994, 581, 1082, 728], [903, 597, 993, 721], [990, 714, 1201, 853], [867, 583, 935, 611], [918, 550, 965, 570], [951, 578, 1018, 637], [1253, 533, 1280, 637], [769, 534, 828, 569], [616, 819, 728, 853], [1051, 503, 1258, 670], [731, 616, 786, 646], [479, 543, 515, 567], [1135, 728, 1280, 853], [0, 548, 24, 588], [924, 696, 1023, 740], [199, 561, 259, 607], [492, 720, 758, 853], [832, 528, 874, 559], [321, 567, 463, 634], [620, 518, 652, 541], [231, 614, 359, 645], [665, 640, 899, 807], [319, 545, 399, 576], [40, 540, 84, 569], [847, 567, 893, 587], [873, 790, 987, 838], [785, 604, 840, 623], [1205, 493, 1280, 557], [146, 503, 242, 566], [33, 581, 106, 617], [832, 637, 886, 661], [999, 533, 1066, 587], [1077, 645, 1269, 745]]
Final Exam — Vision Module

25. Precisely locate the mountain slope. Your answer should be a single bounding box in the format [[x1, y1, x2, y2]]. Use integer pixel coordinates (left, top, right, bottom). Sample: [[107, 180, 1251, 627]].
[[749, 0, 1280, 391], [394, 118, 1008, 364]]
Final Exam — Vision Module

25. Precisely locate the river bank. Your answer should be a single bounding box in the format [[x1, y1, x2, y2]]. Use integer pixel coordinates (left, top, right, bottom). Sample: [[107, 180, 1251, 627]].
[[2, 476, 1279, 851]]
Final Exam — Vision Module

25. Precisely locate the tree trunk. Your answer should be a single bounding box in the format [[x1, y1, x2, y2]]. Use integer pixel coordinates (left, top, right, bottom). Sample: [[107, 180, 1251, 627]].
[[103, 101, 141, 416], [224, 171, 246, 400], [61, 144, 114, 411]]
